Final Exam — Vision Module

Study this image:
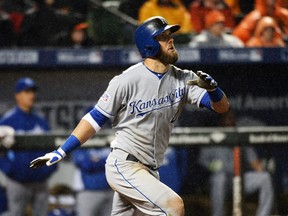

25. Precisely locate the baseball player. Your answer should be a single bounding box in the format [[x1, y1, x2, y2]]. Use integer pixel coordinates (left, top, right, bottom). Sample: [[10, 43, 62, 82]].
[[30, 16, 229, 215]]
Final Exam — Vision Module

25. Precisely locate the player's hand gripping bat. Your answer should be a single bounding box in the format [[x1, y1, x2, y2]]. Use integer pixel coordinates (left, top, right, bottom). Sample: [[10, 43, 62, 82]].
[[187, 70, 218, 91]]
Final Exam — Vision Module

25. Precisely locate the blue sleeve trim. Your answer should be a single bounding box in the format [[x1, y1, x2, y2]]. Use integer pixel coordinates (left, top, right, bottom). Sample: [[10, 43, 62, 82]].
[[95, 105, 115, 118], [61, 135, 81, 154], [89, 108, 109, 127], [207, 87, 224, 102], [200, 92, 213, 111]]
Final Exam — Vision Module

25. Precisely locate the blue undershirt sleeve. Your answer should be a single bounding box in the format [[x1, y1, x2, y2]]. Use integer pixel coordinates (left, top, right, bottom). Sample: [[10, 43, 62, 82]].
[[89, 108, 109, 127], [200, 92, 213, 111]]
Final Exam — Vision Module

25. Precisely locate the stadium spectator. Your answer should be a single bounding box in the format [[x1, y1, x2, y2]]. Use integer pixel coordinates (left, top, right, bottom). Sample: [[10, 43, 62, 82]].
[[72, 147, 113, 216], [1, 0, 35, 13], [138, 0, 194, 34], [224, 0, 256, 17], [233, 0, 288, 44], [119, 0, 146, 20], [181, 0, 195, 8], [0, 10, 16, 47], [1, 0, 36, 35], [189, 10, 243, 47], [199, 111, 274, 216], [69, 0, 90, 20], [18, 0, 81, 47], [246, 16, 286, 47], [281, 0, 288, 7], [189, 0, 236, 33], [53, 22, 95, 48], [118, 0, 147, 44], [224, 0, 241, 16], [0, 77, 57, 216]]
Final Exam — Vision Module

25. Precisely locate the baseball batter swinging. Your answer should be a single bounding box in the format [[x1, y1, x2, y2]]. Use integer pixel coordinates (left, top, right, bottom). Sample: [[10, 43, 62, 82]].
[[30, 16, 229, 216]]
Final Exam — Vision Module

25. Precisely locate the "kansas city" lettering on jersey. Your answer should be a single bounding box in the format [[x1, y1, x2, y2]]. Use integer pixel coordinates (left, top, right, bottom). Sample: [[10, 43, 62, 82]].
[[129, 87, 186, 116]]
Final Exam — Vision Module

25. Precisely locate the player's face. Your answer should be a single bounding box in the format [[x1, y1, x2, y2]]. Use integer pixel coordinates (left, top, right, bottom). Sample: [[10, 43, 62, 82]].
[[155, 30, 178, 64], [15, 89, 36, 111]]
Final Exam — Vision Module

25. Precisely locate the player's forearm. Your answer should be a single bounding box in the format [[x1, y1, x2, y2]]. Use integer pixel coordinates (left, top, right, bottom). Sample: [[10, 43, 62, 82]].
[[206, 86, 229, 113], [72, 119, 97, 144], [30, 119, 97, 168], [57, 108, 106, 157], [211, 94, 229, 113], [58, 119, 96, 156]]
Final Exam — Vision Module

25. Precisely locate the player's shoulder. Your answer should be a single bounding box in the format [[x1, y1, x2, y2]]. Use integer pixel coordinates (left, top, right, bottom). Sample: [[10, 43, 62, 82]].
[[122, 62, 144, 76], [32, 112, 47, 122], [110, 62, 144, 82], [29, 110, 49, 127], [0, 108, 18, 123]]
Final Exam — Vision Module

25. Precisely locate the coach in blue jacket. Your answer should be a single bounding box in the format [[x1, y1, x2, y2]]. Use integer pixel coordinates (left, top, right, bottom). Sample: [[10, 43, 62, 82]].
[[0, 77, 57, 216], [72, 147, 114, 216]]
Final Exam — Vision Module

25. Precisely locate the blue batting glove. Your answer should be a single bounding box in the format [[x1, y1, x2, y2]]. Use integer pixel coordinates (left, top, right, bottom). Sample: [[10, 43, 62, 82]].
[[30, 148, 66, 168]]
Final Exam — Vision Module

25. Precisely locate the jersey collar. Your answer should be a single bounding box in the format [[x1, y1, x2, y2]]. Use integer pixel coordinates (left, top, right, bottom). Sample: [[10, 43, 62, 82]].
[[142, 62, 168, 80]]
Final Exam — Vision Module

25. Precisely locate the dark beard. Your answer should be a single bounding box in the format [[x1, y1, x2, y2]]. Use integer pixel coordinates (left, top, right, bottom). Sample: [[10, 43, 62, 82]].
[[156, 48, 178, 65]]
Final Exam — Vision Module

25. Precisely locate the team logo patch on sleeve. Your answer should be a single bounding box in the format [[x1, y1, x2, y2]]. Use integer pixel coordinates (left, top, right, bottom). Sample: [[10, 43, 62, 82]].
[[100, 92, 111, 103]]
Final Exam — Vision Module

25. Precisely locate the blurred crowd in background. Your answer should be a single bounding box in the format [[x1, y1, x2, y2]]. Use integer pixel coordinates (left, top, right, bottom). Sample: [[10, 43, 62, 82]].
[[0, 0, 288, 48]]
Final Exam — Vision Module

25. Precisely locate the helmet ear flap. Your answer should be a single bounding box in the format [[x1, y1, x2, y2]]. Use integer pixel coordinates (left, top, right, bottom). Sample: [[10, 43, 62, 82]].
[[145, 45, 153, 51], [144, 40, 160, 57]]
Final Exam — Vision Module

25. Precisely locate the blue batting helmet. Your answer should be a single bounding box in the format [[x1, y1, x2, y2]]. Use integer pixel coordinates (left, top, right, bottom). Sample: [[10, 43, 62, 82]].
[[134, 16, 180, 58]]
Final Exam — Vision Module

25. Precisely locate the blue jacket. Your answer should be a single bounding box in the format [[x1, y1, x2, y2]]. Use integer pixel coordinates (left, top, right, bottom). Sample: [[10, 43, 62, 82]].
[[0, 185, 7, 213], [0, 107, 57, 183], [72, 148, 111, 190], [48, 208, 77, 216], [158, 147, 187, 193]]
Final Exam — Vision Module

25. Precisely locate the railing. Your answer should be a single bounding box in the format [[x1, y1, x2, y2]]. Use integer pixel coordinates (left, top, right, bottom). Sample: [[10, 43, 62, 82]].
[[0, 47, 287, 68], [2, 126, 288, 151]]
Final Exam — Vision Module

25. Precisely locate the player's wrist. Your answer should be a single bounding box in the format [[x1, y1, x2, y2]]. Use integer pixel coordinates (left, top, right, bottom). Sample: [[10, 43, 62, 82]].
[[60, 135, 81, 155], [55, 148, 66, 158], [207, 86, 224, 102]]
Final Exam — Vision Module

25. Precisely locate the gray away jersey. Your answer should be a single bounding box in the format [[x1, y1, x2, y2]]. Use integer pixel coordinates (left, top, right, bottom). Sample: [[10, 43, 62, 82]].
[[96, 62, 206, 168]]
